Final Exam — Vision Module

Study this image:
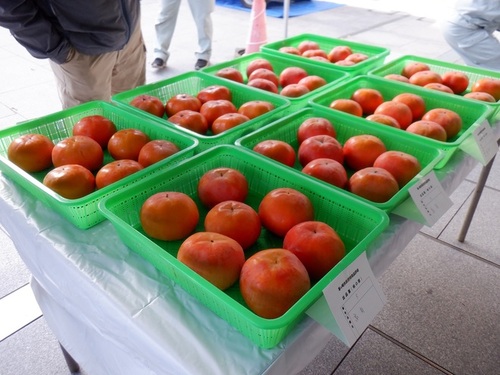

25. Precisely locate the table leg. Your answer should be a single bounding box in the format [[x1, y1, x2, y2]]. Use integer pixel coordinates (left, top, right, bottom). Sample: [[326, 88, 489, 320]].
[[59, 343, 80, 373], [458, 139, 499, 242]]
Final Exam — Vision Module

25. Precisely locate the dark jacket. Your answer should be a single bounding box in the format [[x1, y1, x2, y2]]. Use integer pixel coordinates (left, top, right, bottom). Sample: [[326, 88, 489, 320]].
[[0, 0, 140, 64]]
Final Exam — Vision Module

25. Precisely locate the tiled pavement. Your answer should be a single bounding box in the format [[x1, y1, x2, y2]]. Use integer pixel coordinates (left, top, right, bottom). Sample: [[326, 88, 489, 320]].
[[0, 1, 499, 374]]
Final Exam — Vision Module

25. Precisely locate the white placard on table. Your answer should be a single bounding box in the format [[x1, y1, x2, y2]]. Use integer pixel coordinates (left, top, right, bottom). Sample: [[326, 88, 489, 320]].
[[472, 120, 498, 166], [408, 171, 453, 227], [307, 252, 386, 347]]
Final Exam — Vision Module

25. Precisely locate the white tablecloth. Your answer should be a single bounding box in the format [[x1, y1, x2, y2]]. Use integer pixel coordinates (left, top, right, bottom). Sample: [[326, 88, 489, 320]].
[[0, 147, 479, 375]]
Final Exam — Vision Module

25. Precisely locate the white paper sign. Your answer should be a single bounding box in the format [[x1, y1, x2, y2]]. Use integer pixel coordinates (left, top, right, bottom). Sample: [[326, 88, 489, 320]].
[[321, 252, 386, 347], [408, 171, 452, 227], [472, 120, 498, 166]]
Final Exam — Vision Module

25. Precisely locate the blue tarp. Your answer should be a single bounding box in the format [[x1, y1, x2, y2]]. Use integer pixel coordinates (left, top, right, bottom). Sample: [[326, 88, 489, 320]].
[[215, 0, 344, 18]]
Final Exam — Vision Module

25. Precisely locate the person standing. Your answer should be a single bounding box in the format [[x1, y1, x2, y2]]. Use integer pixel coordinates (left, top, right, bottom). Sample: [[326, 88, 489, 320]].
[[151, 0, 214, 70], [440, 0, 500, 71], [0, 0, 146, 109]]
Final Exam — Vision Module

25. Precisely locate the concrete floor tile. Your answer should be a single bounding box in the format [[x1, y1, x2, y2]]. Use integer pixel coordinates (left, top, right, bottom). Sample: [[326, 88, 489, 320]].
[[0, 229, 31, 299], [372, 234, 500, 375], [0, 46, 17, 61], [1, 44, 52, 72], [0, 285, 42, 341], [0, 102, 15, 119], [0, 113, 26, 131], [388, 36, 450, 58], [310, 8, 399, 38], [332, 328, 444, 375], [377, 16, 441, 37], [436, 49, 465, 65], [439, 187, 500, 266], [0, 82, 61, 121], [343, 0, 452, 18], [0, 57, 54, 96], [368, 18, 452, 58], [346, 28, 414, 52], [0, 317, 86, 375], [299, 334, 349, 375]]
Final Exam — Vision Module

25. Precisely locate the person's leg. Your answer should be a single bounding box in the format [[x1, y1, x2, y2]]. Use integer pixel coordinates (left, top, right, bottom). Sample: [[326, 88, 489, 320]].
[[111, 23, 147, 95], [153, 0, 182, 63], [50, 52, 114, 109], [187, 0, 214, 62], [49, 24, 146, 109], [441, 20, 500, 71]]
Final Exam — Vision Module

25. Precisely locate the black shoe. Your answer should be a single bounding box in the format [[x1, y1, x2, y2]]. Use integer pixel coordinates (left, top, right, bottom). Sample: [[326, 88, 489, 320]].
[[151, 58, 166, 69], [195, 59, 208, 70]]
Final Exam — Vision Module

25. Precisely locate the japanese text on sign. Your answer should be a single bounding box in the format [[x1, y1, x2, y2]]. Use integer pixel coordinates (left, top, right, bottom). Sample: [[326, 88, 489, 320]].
[[409, 171, 452, 227]]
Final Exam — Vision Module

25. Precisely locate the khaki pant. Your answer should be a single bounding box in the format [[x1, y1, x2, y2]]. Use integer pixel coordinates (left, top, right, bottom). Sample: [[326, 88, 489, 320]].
[[50, 24, 147, 109]]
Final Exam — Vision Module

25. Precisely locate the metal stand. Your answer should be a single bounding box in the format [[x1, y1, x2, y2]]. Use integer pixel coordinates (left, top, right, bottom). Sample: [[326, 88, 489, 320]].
[[283, 0, 290, 37], [458, 138, 500, 242]]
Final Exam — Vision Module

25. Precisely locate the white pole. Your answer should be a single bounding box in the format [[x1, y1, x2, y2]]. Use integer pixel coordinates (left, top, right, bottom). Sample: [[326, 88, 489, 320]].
[[283, 0, 290, 38]]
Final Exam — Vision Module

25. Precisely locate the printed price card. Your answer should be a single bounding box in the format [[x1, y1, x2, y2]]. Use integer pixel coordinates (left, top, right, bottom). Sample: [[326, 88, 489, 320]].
[[321, 252, 386, 347], [408, 171, 452, 227], [473, 120, 498, 166]]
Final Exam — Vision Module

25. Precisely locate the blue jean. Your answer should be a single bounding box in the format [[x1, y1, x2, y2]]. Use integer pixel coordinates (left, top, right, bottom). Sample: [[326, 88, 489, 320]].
[[153, 0, 214, 62]]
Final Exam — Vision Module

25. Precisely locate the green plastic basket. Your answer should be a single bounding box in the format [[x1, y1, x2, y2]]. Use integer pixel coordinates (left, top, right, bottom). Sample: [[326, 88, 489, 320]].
[[261, 33, 390, 76], [309, 75, 492, 168], [0, 101, 198, 229], [112, 71, 291, 152], [368, 55, 500, 123], [236, 106, 445, 212], [98, 145, 389, 348], [200, 52, 349, 111]]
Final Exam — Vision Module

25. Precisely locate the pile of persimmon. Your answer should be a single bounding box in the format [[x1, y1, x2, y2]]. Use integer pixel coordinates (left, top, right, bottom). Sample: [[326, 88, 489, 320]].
[[384, 61, 500, 103], [129, 85, 275, 136], [7, 115, 181, 199], [251, 116, 423, 204], [139, 166, 346, 319], [214, 56, 328, 98], [329, 87, 464, 142], [276, 39, 370, 67]]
